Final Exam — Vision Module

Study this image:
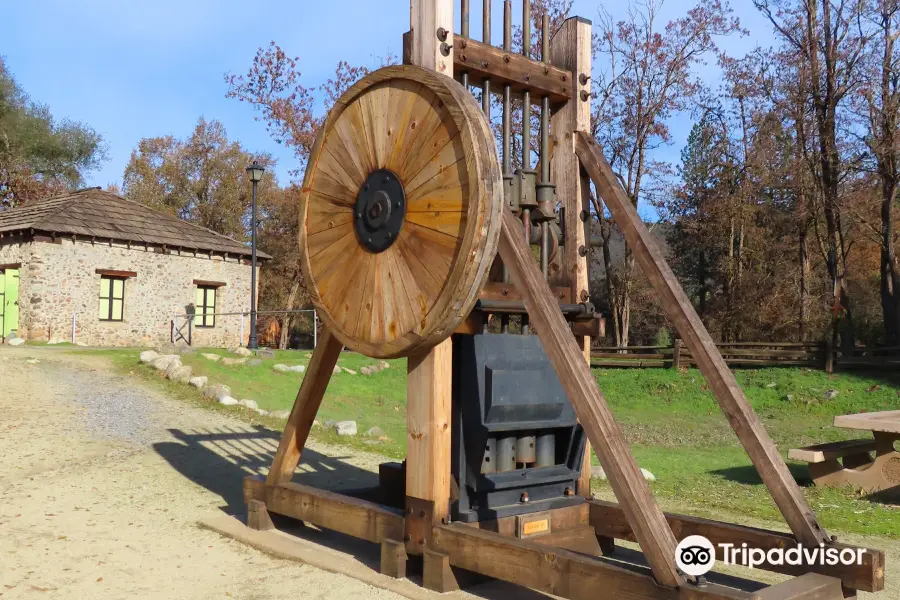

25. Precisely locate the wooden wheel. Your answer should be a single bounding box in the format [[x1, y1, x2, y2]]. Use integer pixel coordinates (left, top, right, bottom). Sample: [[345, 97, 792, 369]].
[[300, 65, 503, 358]]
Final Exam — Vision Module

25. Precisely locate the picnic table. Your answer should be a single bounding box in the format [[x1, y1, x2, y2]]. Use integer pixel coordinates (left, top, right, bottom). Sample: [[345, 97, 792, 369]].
[[789, 410, 900, 493]]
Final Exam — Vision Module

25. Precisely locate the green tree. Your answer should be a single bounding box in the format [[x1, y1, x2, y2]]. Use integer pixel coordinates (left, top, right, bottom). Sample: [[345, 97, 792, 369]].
[[0, 58, 105, 209], [122, 117, 275, 240]]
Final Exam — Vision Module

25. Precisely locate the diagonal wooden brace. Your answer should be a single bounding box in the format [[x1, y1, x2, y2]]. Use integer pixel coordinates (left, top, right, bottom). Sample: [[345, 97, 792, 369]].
[[573, 131, 828, 547], [265, 328, 344, 485], [497, 210, 684, 588]]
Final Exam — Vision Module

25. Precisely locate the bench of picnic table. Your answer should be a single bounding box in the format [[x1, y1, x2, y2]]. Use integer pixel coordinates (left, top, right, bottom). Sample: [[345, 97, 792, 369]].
[[789, 439, 877, 464]]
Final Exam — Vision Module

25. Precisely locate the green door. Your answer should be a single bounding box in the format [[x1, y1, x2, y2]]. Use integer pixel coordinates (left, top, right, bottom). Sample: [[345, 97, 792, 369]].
[[1, 268, 19, 339]]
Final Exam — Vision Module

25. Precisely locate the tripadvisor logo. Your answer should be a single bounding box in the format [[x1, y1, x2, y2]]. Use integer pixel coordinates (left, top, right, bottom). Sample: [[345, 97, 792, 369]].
[[675, 535, 867, 577]]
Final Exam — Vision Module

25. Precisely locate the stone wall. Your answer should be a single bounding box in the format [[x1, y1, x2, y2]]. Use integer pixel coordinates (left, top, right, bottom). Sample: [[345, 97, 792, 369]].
[[6, 238, 259, 347]]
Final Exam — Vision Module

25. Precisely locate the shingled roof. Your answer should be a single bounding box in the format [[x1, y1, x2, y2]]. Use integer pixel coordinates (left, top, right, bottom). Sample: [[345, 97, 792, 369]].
[[0, 188, 271, 260]]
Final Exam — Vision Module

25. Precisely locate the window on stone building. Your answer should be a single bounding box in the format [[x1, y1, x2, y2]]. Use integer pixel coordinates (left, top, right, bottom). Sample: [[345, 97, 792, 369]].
[[98, 276, 126, 321], [196, 285, 217, 328]]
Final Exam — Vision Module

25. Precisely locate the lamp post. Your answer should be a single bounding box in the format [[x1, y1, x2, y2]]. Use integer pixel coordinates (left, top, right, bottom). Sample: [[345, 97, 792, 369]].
[[246, 160, 265, 349]]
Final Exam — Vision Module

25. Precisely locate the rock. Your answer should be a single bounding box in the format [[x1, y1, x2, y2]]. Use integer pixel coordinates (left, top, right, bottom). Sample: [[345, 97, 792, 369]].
[[342, 368, 357, 375], [323, 419, 336, 428], [785, 394, 795, 402], [201, 353, 221, 362], [139, 350, 160, 363], [332, 365, 342, 375], [175, 345, 197, 355], [313, 419, 321, 428], [823, 389, 839, 400], [273, 364, 291, 373], [365, 426, 385, 437], [189, 376, 208, 389], [765, 382, 777, 389], [239, 399, 259, 410], [221, 357, 247, 366], [380, 361, 390, 369], [288, 365, 306, 373], [203, 384, 232, 401], [641, 468, 656, 482], [248, 358, 264, 367], [363, 440, 381, 445], [255, 408, 269, 416], [26, 358, 39, 364], [168, 365, 193, 383], [8, 338, 25, 346], [233, 347, 253, 357], [164, 357, 184, 378], [151, 355, 179, 372], [218, 396, 239, 406], [269, 410, 291, 420], [360, 366, 373, 376], [257, 348, 275, 358], [590, 466, 607, 480], [334, 420, 358, 436]]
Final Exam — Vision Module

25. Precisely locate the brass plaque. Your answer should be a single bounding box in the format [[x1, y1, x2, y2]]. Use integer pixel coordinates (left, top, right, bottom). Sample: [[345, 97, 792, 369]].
[[516, 511, 552, 538]]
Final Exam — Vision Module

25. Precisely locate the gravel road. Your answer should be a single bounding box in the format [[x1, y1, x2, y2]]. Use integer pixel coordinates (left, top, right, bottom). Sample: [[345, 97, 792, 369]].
[[0, 346, 404, 600]]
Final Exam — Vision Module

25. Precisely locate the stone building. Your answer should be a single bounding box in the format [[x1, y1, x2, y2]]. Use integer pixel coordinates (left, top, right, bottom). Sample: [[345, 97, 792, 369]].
[[0, 188, 270, 347]]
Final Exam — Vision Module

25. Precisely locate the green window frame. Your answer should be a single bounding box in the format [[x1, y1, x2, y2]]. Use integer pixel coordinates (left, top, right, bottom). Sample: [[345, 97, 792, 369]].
[[99, 276, 126, 322], [196, 285, 217, 328]]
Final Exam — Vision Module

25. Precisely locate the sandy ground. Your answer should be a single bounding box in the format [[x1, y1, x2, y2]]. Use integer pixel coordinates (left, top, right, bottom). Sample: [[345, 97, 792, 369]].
[[0, 347, 404, 600], [1, 345, 897, 599]]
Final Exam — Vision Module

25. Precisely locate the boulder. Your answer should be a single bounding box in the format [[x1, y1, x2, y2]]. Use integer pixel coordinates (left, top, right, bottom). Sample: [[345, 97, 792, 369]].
[[248, 358, 264, 367], [273, 364, 291, 373], [188, 376, 208, 389], [203, 384, 232, 401], [342, 368, 357, 375], [380, 361, 390, 369], [332, 365, 342, 375], [288, 364, 306, 373], [239, 399, 259, 410], [164, 357, 184, 377], [139, 350, 160, 364], [365, 426, 385, 437], [334, 421, 358, 436], [221, 357, 247, 366], [201, 353, 221, 362], [590, 466, 607, 480], [823, 389, 839, 400], [218, 396, 239, 406], [269, 410, 291, 420], [257, 348, 275, 359], [168, 365, 193, 383], [641, 468, 656, 482], [8, 338, 25, 346], [360, 366, 373, 376], [233, 347, 253, 357], [255, 408, 269, 416], [151, 355, 179, 372]]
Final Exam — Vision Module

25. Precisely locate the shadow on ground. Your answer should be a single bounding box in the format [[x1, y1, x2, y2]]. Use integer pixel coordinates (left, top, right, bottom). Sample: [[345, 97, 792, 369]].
[[710, 462, 812, 487]]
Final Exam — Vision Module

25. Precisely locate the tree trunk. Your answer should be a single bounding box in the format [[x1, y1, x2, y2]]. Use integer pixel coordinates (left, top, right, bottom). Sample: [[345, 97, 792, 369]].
[[279, 274, 301, 350], [799, 226, 809, 341], [882, 181, 899, 344]]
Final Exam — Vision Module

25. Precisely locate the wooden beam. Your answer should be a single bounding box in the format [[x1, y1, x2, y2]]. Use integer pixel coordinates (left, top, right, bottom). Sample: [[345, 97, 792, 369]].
[[574, 131, 829, 548], [480, 281, 571, 303], [0, 262, 22, 270], [432, 523, 747, 600], [588, 500, 883, 593], [192, 279, 226, 288], [409, 0, 453, 75], [462, 502, 588, 537], [265, 328, 343, 485], [497, 210, 683, 588], [95, 268, 137, 278], [755, 574, 843, 600], [244, 477, 405, 544], [550, 15, 594, 500], [405, 338, 453, 532], [453, 36, 571, 107]]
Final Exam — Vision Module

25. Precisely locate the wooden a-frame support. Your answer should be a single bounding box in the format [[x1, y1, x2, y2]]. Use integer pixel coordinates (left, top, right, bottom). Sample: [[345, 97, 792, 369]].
[[238, 1, 883, 598]]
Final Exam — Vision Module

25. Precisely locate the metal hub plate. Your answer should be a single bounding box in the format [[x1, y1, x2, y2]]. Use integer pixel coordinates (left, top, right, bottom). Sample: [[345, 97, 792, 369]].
[[354, 169, 406, 253]]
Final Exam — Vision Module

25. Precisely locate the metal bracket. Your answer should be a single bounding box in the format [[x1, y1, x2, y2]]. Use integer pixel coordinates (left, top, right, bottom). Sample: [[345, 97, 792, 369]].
[[404, 496, 436, 554]]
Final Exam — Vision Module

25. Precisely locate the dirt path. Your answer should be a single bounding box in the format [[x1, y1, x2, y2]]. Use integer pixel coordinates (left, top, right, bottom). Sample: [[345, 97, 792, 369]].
[[0, 346, 405, 600]]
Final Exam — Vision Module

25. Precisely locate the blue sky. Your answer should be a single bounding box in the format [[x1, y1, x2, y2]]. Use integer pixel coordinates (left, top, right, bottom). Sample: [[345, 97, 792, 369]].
[[4, 0, 773, 192]]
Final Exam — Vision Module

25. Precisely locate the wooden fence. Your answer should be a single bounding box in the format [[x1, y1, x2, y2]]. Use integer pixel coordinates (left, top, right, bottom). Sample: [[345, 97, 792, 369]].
[[590, 340, 900, 372]]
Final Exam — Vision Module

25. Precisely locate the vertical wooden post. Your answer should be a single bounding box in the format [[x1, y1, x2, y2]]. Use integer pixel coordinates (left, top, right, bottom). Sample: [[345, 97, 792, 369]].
[[672, 338, 683, 370], [824, 338, 834, 374], [404, 0, 455, 556], [550, 16, 594, 497]]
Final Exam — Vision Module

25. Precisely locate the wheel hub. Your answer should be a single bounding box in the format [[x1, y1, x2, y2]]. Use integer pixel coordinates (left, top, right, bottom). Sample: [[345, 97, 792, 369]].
[[355, 169, 406, 252]]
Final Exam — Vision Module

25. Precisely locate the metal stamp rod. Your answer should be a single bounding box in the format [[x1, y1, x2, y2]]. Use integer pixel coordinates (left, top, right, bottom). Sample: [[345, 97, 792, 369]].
[[482, 0, 491, 115], [497, 435, 517, 472], [536, 432, 555, 467], [461, 0, 470, 88]]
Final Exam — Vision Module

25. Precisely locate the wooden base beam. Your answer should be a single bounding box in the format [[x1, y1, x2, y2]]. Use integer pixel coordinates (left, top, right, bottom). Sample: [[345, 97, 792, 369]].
[[380, 539, 408, 579], [588, 499, 883, 593]]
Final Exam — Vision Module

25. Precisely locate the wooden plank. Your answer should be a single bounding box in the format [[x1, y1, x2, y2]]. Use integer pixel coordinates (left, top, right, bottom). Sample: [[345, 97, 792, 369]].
[[96, 268, 137, 278], [590, 360, 668, 368], [755, 574, 843, 600], [587, 499, 884, 593], [480, 281, 572, 303], [462, 502, 588, 536], [423, 548, 459, 592], [245, 478, 406, 544], [551, 15, 594, 502], [788, 440, 877, 464], [380, 539, 408, 579], [265, 328, 344, 485], [432, 523, 748, 600], [497, 210, 683, 588], [409, 0, 453, 75], [405, 337, 453, 534], [592, 352, 667, 360], [834, 410, 900, 434], [247, 499, 274, 531], [453, 36, 571, 107], [574, 131, 828, 548]]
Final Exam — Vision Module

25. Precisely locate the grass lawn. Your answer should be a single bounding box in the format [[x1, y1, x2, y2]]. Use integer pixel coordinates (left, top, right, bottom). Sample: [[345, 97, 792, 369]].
[[77, 345, 900, 538]]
